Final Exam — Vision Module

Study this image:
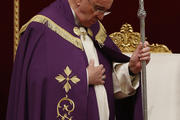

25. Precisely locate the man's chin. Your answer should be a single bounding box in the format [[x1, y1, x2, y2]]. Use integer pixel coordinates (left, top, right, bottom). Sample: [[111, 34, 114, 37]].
[[81, 23, 92, 28], [80, 20, 97, 27], [85, 21, 96, 27]]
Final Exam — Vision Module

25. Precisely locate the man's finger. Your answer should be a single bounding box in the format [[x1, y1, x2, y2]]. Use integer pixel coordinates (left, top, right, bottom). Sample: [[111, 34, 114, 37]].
[[140, 56, 151, 61], [97, 79, 105, 85], [102, 75, 106, 80], [134, 42, 143, 55], [141, 47, 150, 53], [139, 52, 151, 58], [144, 41, 149, 47], [100, 80, 105, 84], [100, 68, 105, 76], [89, 59, 94, 66], [138, 42, 143, 50], [97, 64, 104, 70]]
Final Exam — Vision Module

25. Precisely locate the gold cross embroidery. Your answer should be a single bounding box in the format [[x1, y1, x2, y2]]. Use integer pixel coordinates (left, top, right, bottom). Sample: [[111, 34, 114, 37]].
[[55, 66, 80, 93]]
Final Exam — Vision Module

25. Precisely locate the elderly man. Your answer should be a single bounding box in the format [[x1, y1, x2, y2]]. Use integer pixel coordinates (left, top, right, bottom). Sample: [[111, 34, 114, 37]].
[[7, 0, 150, 120]]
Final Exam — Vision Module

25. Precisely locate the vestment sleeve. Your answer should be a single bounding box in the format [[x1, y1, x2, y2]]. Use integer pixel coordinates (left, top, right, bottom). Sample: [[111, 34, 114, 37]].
[[112, 63, 140, 99], [6, 22, 46, 120]]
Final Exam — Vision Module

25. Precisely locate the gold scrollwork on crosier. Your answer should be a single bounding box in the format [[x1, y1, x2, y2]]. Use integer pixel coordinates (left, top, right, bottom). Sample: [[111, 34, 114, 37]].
[[109, 23, 172, 53], [57, 95, 75, 120]]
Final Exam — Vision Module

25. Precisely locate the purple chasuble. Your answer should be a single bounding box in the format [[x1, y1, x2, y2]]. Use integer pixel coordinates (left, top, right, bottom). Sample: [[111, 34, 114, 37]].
[[6, 0, 143, 120]]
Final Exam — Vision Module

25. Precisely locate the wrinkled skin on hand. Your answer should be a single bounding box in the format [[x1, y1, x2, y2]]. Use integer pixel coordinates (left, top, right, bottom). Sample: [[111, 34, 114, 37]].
[[129, 41, 151, 74], [87, 59, 106, 85]]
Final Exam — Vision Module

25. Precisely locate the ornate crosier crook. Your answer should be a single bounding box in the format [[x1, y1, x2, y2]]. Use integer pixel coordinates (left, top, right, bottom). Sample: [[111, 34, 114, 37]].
[[137, 0, 148, 120]]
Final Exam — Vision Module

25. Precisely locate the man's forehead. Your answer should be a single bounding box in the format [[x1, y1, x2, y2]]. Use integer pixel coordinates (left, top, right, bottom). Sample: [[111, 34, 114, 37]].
[[92, 0, 113, 9]]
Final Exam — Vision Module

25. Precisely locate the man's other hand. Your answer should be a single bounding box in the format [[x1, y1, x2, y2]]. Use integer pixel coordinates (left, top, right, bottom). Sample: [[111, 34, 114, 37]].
[[87, 59, 106, 85], [128, 41, 151, 74]]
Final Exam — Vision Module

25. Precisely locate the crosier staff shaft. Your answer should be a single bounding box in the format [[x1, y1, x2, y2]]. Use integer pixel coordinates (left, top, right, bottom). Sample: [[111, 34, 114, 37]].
[[137, 0, 148, 120]]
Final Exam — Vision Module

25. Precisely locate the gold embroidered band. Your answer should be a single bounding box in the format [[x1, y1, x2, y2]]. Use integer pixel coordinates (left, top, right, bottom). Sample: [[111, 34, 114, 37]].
[[19, 15, 84, 51]]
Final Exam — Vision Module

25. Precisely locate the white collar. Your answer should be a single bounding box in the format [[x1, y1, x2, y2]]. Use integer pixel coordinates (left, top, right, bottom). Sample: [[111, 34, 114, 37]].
[[70, 7, 80, 26]]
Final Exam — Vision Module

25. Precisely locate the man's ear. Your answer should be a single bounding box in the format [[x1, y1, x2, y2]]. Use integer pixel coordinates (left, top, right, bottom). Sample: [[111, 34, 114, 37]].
[[75, 0, 81, 6]]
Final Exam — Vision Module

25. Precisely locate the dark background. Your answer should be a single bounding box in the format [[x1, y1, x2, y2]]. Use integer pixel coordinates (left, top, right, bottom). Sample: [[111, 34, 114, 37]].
[[1, 0, 180, 119]]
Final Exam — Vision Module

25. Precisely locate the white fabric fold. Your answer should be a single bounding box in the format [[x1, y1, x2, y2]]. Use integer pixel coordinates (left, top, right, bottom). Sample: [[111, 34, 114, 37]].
[[113, 63, 139, 99], [80, 27, 109, 120]]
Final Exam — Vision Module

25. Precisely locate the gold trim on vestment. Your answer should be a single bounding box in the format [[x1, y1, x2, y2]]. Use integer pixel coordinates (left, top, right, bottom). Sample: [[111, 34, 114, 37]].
[[56, 66, 80, 119], [87, 28, 93, 37], [95, 21, 107, 46], [73, 27, 81, 36], [57, 95, 75, 120], [19, 15, 84, 51], [73, 27, 93, 38]]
